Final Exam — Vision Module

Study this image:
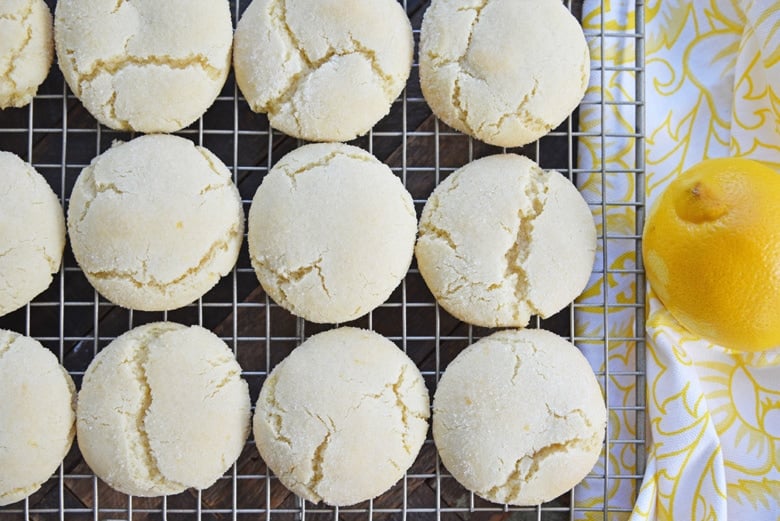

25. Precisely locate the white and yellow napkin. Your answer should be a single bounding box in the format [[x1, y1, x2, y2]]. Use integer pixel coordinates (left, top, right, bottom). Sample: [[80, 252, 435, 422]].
[[578, 1, 780, 520]]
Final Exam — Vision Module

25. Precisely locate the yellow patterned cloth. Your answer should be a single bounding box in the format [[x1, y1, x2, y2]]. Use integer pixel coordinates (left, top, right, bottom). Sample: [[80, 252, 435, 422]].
[[632, 1, 780, 520], [579, 1, 780, 520]]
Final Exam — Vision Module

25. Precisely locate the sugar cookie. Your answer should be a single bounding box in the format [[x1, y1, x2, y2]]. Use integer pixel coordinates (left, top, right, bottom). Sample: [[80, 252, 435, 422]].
[[433, 329, 606, 505], [55, 0, 232, 132], [0, 0, 53, 109], [254, 327, 430, 506], [0, 330, 75, 506], [0, 151, 65, 317], [249, 143, 416, 323], [415, 154, 596, 327], [77, 323, 251, 497], [420, 0, 589, 146], [68, 135, 243, 311], [234, 0, 413, 141]]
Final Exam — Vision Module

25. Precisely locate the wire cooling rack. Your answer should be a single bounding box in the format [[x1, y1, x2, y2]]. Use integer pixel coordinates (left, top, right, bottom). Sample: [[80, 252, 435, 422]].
[[0, 1, 645, 520]]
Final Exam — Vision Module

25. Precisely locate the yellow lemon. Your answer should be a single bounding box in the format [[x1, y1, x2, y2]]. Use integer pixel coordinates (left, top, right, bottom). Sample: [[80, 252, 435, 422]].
[[643, 158, 780, 352]]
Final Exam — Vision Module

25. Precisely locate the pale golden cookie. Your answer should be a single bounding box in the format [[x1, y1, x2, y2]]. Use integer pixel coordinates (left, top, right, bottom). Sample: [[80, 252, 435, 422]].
[[254, 327, 430, 506], [248, 143, 416, 323], [0, 0, 53, 109], [415, 154, 596, 328], [234, 0, 413, 141], [0, 330, 75, 506], [55, 0, 232, 132], [68, 135, 243, 311], [77, 323, 251, 497], [433, 329, 606, 505], [0, 151, 65, 317], [420, 0, 590, 147]]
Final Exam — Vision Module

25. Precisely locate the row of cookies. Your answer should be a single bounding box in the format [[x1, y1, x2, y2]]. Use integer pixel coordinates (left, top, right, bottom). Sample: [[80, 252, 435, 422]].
[[2, 136, 596, 329], [3, 0, 589, 147], [1, 324, 605, 508]]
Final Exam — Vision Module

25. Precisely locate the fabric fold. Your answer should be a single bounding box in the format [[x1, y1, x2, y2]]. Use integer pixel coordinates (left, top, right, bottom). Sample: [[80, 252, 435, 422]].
[[579, 1, 780, 520]]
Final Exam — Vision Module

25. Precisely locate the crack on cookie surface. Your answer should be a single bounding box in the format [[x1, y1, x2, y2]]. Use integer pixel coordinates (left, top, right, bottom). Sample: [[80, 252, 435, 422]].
[[450, 75, 473, 134], [195, 149, 234, 194], [0, 2, 32, 20], [285, 257, 329, 298], [260, 373, 296, 452], [418, 187, 463, 254], [0, 241, 58, 270], [417, 173, 496, 308], [305, 431, 330, 502], [69, 164, 108, 231], [546, 404, 594, 430], [481, 436, 595, 504], [196, 148, 232, 179], [510, 353, 522, 384], [503, 165, 549, 322], [345, 35, 396, 97], [309, 260, 331, 299], [277, 149, 374, 188], [419, 218, 458, 252], [72, 53, 224, 97], [263, 47, 393, 120], [85, 225, 241, 290], [252, 255, 332, 312], [103, 91, 132, 131], [0, 331, 19, 361], [123, 325, 186, 492], [255, 0, 400, 126], [387, 365, 430, 454], [485, 78, 550, 138], [0, 0, 37, 107], [443, 0, 489, 135], [276, 0, 313, 67], [4, 24, 33, 92], [111, 0, 126, 14], [425, 0, 488, 69], [205, 367, 241, 400]]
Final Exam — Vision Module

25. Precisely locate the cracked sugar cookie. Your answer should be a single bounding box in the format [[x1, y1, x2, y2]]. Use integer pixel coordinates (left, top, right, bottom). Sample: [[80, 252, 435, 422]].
[[415, 154, 596, 328], [0, 151, 65, 317], [54, 0, 232, 132], [419, 0, 590, 147], [77, 322, 251, 497], [0, 0, 53, 109], [234, 0, 414, 142], [248, 143, 417, 324], [433, 329, 606, 506], [254, 327, 430, 506], [0, 330, 75, 506], [67, 135, 243, 311]]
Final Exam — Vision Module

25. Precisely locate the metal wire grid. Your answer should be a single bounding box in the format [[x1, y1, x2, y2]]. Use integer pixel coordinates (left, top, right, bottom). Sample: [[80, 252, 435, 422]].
[[0, 0, 645, 519]]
